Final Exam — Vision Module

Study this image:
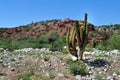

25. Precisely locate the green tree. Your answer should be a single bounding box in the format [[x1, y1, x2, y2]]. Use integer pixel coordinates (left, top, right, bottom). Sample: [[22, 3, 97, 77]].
[[48, 31, 59, 50]]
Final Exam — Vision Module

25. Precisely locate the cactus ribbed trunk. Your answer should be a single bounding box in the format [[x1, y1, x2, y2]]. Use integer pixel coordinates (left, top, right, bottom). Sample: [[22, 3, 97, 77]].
[[66, 13, 89, 61], [79, 13, 88, 60]]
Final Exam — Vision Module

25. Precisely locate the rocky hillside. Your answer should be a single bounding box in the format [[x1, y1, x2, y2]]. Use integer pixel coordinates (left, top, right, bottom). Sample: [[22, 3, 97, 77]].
[[0, 19, 119, 42], [0, 19, 74, 40], [0, 19, 98, 40]]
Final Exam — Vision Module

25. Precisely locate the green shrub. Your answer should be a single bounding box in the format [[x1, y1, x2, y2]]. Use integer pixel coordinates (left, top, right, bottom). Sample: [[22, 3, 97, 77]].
[[96, 40, 109, 51], [43, 55, 50, 61], [61, 48, 68, 54], [49, 71, 55, 79], [95, 74, 103, 80], [109, 35, 120, 50], [64, 57, 73, 64], [96, 35, 120, 50], [85, 46, 93, 51], [18, 69, 34, 80], [69, 61, 89, 75], [116, 70, 120, 75]]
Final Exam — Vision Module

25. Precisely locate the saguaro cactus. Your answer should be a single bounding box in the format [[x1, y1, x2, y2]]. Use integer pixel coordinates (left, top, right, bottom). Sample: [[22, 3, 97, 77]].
[[66, 13, 92, 60]]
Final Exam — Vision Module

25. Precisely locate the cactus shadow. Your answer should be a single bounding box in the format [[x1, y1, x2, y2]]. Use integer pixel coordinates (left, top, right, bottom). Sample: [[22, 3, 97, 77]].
[[83, 58, 111, 67]]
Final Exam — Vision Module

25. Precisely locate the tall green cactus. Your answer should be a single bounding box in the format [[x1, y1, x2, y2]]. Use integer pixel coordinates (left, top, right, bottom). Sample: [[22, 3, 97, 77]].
[[66, 13, 89, 60]]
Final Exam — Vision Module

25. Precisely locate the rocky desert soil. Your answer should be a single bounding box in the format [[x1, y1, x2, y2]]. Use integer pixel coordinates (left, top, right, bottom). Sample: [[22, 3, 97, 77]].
[[0, 48, 120, 80]]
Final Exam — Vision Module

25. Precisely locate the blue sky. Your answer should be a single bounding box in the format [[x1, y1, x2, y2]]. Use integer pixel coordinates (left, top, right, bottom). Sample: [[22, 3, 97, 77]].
[[0, 0, 120, 28]]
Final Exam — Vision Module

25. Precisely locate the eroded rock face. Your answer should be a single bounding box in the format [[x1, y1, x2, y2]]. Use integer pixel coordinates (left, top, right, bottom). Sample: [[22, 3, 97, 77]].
[[0, 20, 94, 40]]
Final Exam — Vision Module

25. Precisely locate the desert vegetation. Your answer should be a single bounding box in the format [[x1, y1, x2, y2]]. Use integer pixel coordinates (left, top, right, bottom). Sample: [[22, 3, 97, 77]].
[[0, 15, 120, 80]]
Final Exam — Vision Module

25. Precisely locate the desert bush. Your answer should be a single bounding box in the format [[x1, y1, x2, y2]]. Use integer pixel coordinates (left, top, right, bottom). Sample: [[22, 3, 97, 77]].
[[96, 34, 120, 50], [43, 54, 50, 61], [69, 61, 89, 75], [95, 74, 103, 80], [54, 36, 66, 48], [85, 45, 93, 51], [64, 57, 73, 64], [116, 70, 120, 75], [49, 71, 55, 79], [96, 40, 109, 51], [0, 30, 66, 50], [18, 69, 34, 80], [61, 48, 68, 54], [109, 35, 120, 50]]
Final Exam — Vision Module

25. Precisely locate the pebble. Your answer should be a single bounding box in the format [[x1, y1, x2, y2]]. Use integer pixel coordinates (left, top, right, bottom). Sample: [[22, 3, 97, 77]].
[[61, 63, 65, 66], [75, 75, 82, 80], [0, 60, 3, 63], [58, 73, 64, 77], [103, 68, 107, 72], [107, 76, 114, 80], [10, 68, 15, 71], [118, 75, 120, 77], [113, 72, 117, 76], [71, 56, 77, 61], [89, 71, 93, 74]]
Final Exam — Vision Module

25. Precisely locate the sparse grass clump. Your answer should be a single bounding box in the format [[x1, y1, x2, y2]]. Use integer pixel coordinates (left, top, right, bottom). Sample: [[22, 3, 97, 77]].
[[61, 48, 68, 54], [49, 71, 55, 79], [69, 61, 89, 75], [43, 54, 50, 61], [64, 57, 73, 64], [95, 74, 103, 80], [18, 69, 34, 80], [116, 70, 120, 75]]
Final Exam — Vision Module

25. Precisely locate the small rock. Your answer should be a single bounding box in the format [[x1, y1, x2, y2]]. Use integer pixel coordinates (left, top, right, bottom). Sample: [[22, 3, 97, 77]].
[[76, 75, 82, 80], [89, 71, 92, 74], [107, 76, 114, 80], [8, 65, 12, 68], [91, 75, 95, 80], [71, 56, 77, 61], [99, 71, 102, 74], [61, 63, 65, 66], [11, 68, 15, 71], [113, 72, 117, 77], [58, 73, 64, 77], [113, 60, 116, 63], [90, 66, 94, 69], [15, 61, 20, 64], [0, 60, 3, 63], [104, 68, 107, 72], [118, 75, 120, 77]]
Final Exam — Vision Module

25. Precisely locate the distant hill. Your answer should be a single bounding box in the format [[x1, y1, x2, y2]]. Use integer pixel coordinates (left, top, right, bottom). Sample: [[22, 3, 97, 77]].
[[0, 19, 119, 40]]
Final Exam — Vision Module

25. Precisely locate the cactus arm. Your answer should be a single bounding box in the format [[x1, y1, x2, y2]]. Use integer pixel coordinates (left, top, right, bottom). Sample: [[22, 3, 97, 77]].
[[79, 13, 88, 60], [66, 26, 71, 53], [71, 27, 78, 57], [75, 20, 81, 49], [82, 13, 88, 47], [84, 13, 87, 32], [66, 26, 78, 57], [71, 27, 76, 50], [80, 26, 84, 44]]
